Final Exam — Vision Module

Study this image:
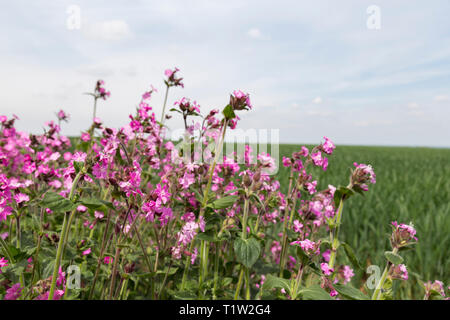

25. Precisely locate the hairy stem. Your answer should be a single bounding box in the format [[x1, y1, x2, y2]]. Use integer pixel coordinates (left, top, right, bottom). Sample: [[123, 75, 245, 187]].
[[371, 248, 397, 300], [160, 85, 170, 125], [328, 197, 345, 271], [88, 210, 112, 299], [48, 170, 84, 300]]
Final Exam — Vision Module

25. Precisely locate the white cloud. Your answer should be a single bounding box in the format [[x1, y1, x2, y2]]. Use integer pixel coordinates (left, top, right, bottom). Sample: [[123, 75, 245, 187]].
[[408, 110, 424, 116], [83, 20, 132, 41], [354, 120, 370, 127], [306, 109, 333, 117], [312, 97, 322, 104], [434, 94, 449, 102], [407, 102, 419, 109], [247, 28, 263, 39]]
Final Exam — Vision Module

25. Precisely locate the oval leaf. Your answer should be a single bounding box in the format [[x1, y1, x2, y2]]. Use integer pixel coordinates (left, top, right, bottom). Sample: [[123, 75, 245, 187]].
[[262, 274, 291, 293], [211, 195, 239, 210], [234, 238, 261, 268], [333, 283, 369, 300], [299, 285, 333, 300], [40, 192, 76, 213], [341, 242, 362, 270], [384, 251, 404, 265]]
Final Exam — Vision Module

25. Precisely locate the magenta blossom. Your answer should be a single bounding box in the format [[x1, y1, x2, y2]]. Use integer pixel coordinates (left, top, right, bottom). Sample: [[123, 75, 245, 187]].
[[14, 193, 29, 204], [0, 257, 8, 273], [321, 263, 334, 276], [321, 136, 336, 155], [77, 205, 87, 213], [4, 283, 22, 300]]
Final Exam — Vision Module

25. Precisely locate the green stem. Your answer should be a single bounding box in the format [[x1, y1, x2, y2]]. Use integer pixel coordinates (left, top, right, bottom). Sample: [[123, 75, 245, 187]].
[[279, 169, 294, 277], [234, 196, 250, 300], [93, 98, 98, 123], [160, 85, 170, 125], [15, 215, 21, 250], [133, 223, 153, 273], [212, 243, 220, 300], [328, 197, 345, 271], [198, 240, 208, 298], [241, 197, 250, 239], [157, 261, 172, 299], [278, 193, 300, 279], [62, 210, 77, 259], [119, 278, 129, 300], [234, 268, 245, 300], [14, 214, 24, 298], [371, 248, 397, 300], [0, 236, 14, 263], [88, 211, 112, 299], [48, 212, 69, 300], [108, 246, 122, 300], [48, 170, 84, 300], [16, 215, 25, 291], [245, 267, 250, 300], [292, 264, 304, 299]]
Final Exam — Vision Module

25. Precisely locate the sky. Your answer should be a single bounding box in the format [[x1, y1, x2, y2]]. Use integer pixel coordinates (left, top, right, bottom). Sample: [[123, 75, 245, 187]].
[[0, 0, 449, 147]]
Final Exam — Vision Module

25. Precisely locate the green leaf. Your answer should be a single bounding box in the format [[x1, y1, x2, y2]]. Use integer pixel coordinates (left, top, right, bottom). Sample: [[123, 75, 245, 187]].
[[73, 161, 84, 173], [294, 244, 311, 265], [222, 104, 236, 120], [223, 188, 244, 196], [253, 261, 279, 275], [250, 193, 266, 212], [156, 267, 178, 276], [333, 186, 354, 207], [299, 285, 333, 300], [40, 192, 76, 213], [80, 198, 114, 211], [209, 195, 239, 210], [351, 184, 366, 195], [262, 274, 291, 293], [171, 291, 197, 300], [428, 290, 445, 300], [384, 251, 404, 265], [221, 277, 233, 287], [169, 108, 182, 114], [333, 283, 369, 300], [379, 277, 393, 300], [341, 242, 362, 270], [195, 232, 217, 242], [234, 238, 261, 268]]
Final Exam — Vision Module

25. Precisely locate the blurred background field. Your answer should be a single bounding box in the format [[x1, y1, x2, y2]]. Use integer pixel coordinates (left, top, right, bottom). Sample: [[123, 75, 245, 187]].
[[275, 144, 450, 299]]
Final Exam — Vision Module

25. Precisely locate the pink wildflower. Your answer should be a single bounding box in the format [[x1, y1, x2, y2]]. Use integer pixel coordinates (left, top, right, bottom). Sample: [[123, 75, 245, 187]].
[[321, 263, 334, 276]]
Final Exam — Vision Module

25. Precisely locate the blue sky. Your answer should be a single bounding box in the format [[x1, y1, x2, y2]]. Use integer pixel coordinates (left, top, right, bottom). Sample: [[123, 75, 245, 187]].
[[1, 0, 449, 146]]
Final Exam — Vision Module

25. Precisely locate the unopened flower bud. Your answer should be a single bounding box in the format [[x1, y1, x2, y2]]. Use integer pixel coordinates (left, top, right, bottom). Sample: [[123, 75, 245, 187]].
[[243, 173, 252, 187], [390, 221, 417, 249]]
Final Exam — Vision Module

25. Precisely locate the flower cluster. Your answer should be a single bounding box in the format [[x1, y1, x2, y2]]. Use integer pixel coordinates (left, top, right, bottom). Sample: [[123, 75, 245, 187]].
[[94, 80, 111, 100], [390, 221, 418, 248], [350, 162, 376, 191], [164, 67, 184, 88]]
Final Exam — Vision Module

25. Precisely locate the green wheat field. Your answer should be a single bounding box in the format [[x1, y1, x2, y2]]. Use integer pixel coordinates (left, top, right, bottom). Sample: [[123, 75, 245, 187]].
[[275, 144, 450, 299]]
